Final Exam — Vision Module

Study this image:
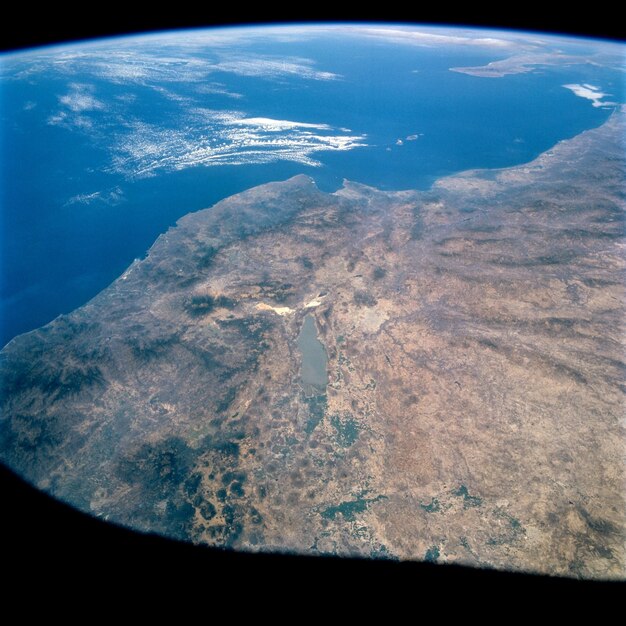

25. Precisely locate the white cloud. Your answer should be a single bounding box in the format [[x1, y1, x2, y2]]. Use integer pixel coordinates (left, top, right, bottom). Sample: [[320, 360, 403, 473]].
[[48, 83, 106, 130], [59, 93, 103, 112], [17, 45, 340, 87], [115, 93, 137, 103], [352, 26, 517, 49], [396, 133, 423, 145], [108, 111, 367, 178], [47, 111, 67, 125], [150, 85, 193, 103], [71, 116, 96, 130], [229, 117, 331, 131], [90, 52, 214, 84], [563, 83, 616, 108], [58, 82, 105, 112], [213, 56, 340, 81], [195, 82, 243, 99], [65, 186, 124, 207], [66, 191, 102, 204]]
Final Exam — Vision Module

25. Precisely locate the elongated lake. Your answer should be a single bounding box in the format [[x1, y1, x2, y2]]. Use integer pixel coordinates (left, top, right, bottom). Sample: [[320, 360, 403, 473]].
[[297, 315, 328, 392]]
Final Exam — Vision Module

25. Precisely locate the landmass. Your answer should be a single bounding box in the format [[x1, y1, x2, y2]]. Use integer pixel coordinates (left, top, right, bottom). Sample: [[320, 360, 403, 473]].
[[1, 109, 624, 579], [449, 52, 582, 77]]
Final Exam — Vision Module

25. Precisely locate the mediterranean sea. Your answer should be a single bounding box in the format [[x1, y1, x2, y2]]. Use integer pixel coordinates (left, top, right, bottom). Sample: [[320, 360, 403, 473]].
[[0, 27, 620, 346]]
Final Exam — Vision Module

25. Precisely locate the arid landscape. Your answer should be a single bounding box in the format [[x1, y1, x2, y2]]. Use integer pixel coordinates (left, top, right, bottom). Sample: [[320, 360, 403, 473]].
[[1, 109, 624, 579]]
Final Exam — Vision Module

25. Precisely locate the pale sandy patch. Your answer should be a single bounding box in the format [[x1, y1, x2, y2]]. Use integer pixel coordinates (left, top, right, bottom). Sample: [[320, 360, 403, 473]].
[[255, 302, 294, 316]]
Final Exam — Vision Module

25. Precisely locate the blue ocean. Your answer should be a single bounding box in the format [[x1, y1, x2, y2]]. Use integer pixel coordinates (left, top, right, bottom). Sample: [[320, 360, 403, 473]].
[[0, 28, 622, 346]]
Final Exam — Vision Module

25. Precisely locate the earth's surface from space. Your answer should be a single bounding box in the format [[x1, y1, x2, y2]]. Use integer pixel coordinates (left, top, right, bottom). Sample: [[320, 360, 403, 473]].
[[0, 25, 625, 579]]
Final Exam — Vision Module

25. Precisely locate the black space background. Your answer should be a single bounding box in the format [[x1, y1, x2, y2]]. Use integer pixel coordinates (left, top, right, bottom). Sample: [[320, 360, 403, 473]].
[[1, 8, 624, 52], [1, 8, 624, 601]]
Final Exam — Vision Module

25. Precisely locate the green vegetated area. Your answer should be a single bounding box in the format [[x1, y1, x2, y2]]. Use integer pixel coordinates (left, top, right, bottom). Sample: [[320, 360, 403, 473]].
[[424, 545, 440, 562], [111, 401, 264, 545], [330, 413, 360, 447], [321, 491, 387, 522], [257, 280, 294, 304], [452, 485, 483, 509], [115, 436, 198, 539], [420, 497, 441, 513], [419, 485, 526, 551], [486, 507, 525, 547], [193, 245, 218, 269], [353, 289, 377, 307], [303, 393, 327, 435], [184, 293, 236, 316], [372, 266, 387, 280], [419, 486, 482, 515]]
